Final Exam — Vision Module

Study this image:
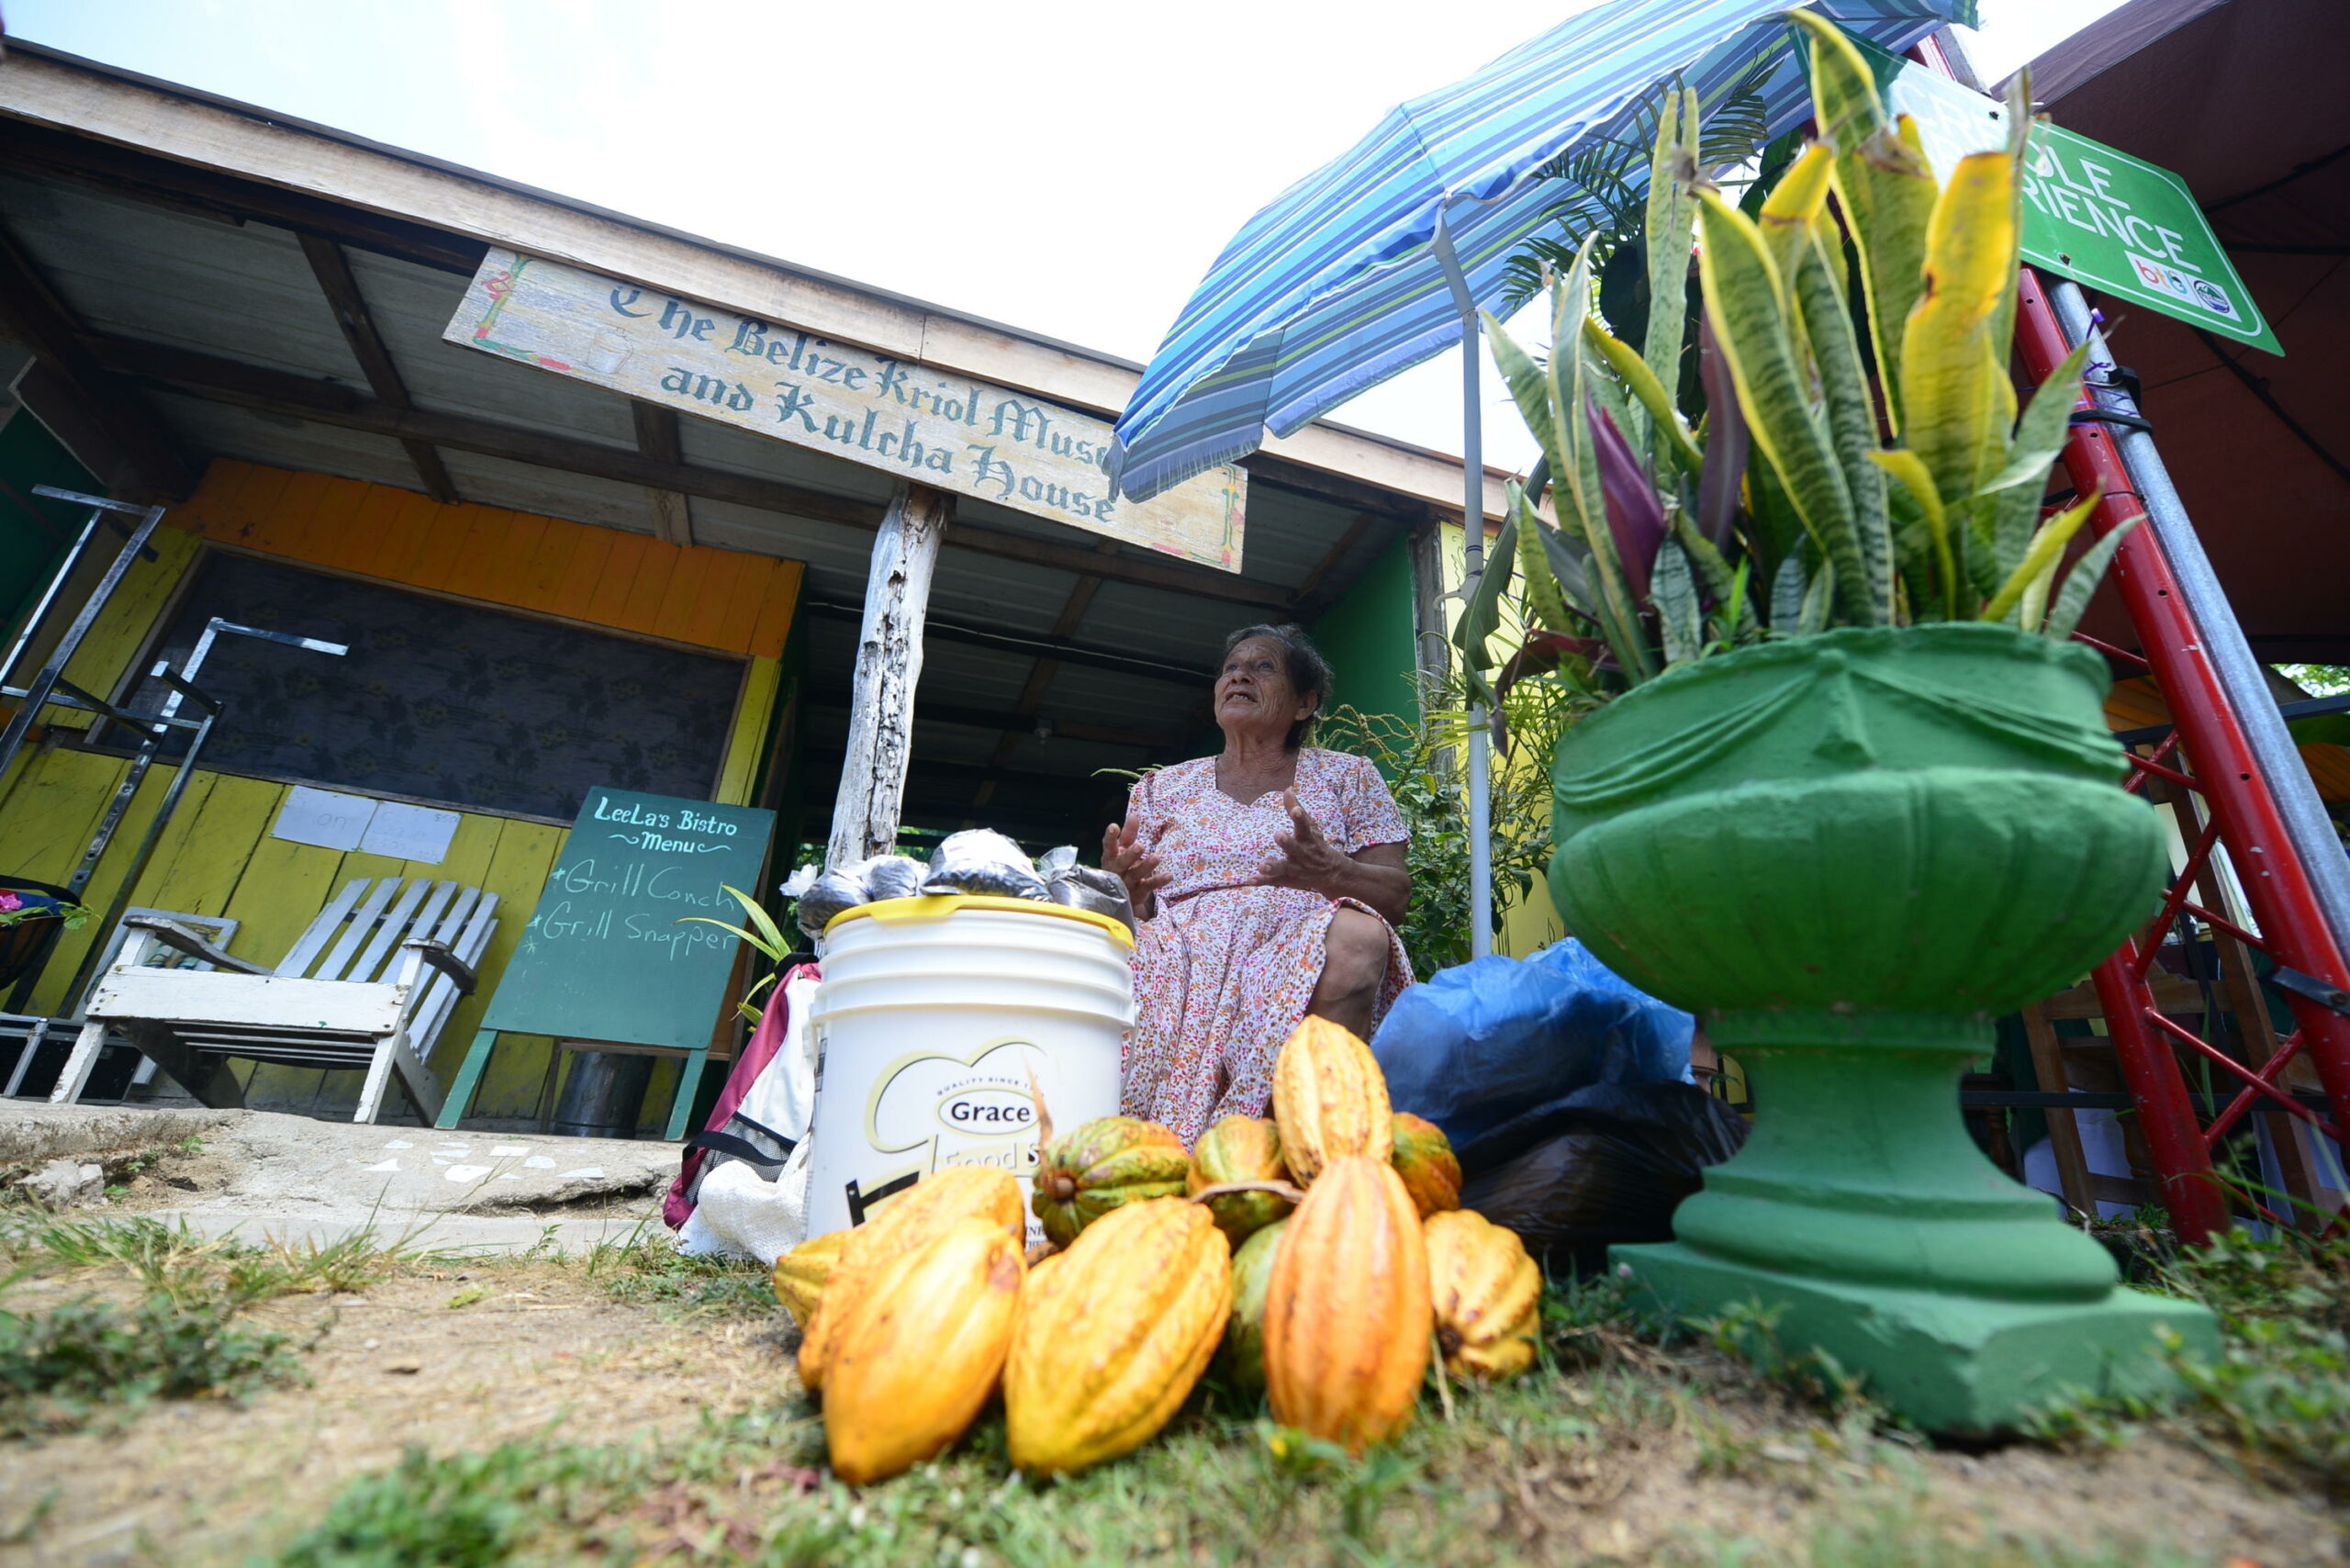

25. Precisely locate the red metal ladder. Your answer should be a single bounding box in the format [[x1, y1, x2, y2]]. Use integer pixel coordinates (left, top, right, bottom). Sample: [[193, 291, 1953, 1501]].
[[2013, 268, 2350, 1244]]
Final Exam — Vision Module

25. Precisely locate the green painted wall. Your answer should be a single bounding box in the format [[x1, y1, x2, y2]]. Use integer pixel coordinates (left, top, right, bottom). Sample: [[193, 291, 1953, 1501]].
[[1310, 534, 1420, 751]]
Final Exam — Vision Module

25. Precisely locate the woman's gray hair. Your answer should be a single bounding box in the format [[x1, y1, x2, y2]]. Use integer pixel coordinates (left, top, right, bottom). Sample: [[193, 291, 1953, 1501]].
[[1221, 623, 1337, 750]]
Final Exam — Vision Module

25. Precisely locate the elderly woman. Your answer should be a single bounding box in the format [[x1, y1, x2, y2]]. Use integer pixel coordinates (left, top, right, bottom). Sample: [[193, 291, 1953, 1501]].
[[1102, 624, 1414, 1146]]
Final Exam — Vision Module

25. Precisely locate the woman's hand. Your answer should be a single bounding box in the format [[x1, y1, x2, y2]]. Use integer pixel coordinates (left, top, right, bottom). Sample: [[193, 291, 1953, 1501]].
[[1253, 792, 1411, 924], [1253, 791, 1353, 896], [1102, 818, 1170, 918]]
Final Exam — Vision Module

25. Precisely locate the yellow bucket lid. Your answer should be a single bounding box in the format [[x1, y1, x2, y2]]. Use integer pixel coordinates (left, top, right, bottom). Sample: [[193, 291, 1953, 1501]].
[[823, 893, 1136, 951]]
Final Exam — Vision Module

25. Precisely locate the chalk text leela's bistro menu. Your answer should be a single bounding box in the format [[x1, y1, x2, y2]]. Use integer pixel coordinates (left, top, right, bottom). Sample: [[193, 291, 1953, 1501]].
[[482, 789, 778, 1053]]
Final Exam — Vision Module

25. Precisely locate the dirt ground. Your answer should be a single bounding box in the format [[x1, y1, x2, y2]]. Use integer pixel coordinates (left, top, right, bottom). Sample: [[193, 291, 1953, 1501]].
[[0, 1249, 2339, 1568], [0, 1259, 794, 1567]]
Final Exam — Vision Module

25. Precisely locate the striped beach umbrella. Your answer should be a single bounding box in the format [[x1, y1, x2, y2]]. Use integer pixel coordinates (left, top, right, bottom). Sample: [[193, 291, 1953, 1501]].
[[1109, 0, 1973, 506]]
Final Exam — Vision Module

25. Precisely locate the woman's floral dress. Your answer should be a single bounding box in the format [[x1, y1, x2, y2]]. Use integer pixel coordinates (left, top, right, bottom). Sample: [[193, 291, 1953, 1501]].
[[1120, 748, 1413, 1146]]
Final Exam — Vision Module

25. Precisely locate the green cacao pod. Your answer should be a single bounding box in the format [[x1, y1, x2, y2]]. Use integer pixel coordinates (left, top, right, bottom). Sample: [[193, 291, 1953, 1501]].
[[1217, 1217, 1287, 1398], [1031, 1115, 1192, 1249], [1390, 1113, 1462, 1218], [1187, 1114, 1294, 1247]]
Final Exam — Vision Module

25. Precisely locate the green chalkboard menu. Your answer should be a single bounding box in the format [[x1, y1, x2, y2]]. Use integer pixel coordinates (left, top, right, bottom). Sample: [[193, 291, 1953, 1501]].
[[482, 788, 778, 1051]]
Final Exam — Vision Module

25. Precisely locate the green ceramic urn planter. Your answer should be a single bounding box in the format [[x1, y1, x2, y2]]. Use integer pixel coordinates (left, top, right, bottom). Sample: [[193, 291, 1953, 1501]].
[[1548, 622, 2219, 1432]]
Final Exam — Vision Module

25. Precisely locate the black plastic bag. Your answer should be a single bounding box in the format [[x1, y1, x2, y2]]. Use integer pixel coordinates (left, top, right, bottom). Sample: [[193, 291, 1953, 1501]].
[[1456, 1081, 1748, 1278]]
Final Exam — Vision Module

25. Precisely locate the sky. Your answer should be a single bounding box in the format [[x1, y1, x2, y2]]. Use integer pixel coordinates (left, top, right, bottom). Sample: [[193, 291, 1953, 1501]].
[[11, 0, 2132, 477]]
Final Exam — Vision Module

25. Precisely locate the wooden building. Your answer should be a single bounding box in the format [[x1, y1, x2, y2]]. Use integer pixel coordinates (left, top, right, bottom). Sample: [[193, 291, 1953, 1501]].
[[0, 41, 1501, 1126]]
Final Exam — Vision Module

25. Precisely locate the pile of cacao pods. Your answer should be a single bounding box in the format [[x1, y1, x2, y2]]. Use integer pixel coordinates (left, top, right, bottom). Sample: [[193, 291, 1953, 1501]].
[[770, 1015, 1543, 1484]]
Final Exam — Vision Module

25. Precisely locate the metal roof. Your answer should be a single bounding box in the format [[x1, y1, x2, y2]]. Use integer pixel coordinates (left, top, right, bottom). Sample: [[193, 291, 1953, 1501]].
[[0, 133, 1431, 847]]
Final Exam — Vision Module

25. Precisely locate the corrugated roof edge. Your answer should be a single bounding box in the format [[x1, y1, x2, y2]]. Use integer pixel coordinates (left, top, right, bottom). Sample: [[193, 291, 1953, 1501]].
[[0, 38, 1512, 519]]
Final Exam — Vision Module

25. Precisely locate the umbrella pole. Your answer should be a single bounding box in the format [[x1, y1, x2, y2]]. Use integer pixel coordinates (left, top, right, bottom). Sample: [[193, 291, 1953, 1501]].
[[1433, 218, 1494, 961]]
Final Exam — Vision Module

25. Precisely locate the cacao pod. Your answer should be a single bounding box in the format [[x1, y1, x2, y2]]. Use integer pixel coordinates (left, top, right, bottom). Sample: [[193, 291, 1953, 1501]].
[[1263, 1154, 1429, 1454], [1390, 1113, 1462, 1218], [1005, 1196, 1230, 1475], [1187, 1115, 1294, 1247], [771, 1228, 850, 1327], [1271, 1016, 1392, 1184], [823, 1215, 1025, 1484], [1424, 1209, 1541, 1381], [1031, 1115, 1192, 1249], [798, 1165, 1023, 1393], [1217, 1217, 1287, 1398]]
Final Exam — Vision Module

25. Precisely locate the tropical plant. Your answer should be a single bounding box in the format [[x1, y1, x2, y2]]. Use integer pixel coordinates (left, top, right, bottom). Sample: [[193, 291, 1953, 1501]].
[[677, 884, 793, 1024], [1461, 13, 2132, 710], [0, 889, 89, 929], [1319, 676, 1574, 979]]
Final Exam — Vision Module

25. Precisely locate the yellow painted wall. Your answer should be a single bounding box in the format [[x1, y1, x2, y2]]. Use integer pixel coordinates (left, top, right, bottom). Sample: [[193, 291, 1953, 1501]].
[[0, 461, 803, 1124]]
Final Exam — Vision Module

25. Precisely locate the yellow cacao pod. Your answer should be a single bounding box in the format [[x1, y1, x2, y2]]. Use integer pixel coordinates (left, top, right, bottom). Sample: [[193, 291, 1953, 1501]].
[[798, 1166, 1023, 1393], [1263, 1155, 1429, 1454], [771, 1229, 850, 1327], [1424, 1209, 1540, 1381], [823, 1216, 1025, 1484], [1390, 1113, 1462, 1218], [1271, 1016, 1392, 1185], [1187, 1114, 1294, 1247], [1004, 1196, 1230, 1476]]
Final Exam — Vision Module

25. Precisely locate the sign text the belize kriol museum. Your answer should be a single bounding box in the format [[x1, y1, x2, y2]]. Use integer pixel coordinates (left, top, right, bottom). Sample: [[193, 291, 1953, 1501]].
[[444, 248, 1248, 570]]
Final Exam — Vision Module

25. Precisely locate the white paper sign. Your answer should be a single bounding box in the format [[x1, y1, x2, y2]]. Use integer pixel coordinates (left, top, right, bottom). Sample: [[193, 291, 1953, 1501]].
[[271, 786, 376, 852], [361, 801, 462, 865]]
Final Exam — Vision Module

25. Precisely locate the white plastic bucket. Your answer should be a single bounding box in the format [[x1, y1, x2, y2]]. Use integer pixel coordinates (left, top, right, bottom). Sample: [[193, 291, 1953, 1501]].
[[805, 895, 1134, 1245]]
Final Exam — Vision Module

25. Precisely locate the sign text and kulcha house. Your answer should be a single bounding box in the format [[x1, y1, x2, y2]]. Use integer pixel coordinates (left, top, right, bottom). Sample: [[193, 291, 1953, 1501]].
[[444, 249, 1248, 570]]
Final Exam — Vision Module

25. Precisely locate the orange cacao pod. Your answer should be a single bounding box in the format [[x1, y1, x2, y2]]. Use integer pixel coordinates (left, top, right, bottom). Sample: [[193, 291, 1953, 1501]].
[[798, 1165, 1023, 1393], [1004, 1196, 1231, 1475], [1188, 1114, 1294, 1247], [823, 1216, 1025, 1484], [1424, 1209, 1540, 1380], [771, 1228, 850, 1327], [1270, 1016, 1392, 1184], [1263, 1154, 1429, 1454], [1390, 1113, 1462, 1217]]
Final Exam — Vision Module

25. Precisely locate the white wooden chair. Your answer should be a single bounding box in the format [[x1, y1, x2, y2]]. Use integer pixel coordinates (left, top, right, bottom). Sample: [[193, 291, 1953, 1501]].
[[49, 878, 499, 1124]]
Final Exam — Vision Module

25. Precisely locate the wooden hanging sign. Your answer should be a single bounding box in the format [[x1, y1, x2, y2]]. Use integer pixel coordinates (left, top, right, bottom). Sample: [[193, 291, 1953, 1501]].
[[443, 248, 1248, 571]]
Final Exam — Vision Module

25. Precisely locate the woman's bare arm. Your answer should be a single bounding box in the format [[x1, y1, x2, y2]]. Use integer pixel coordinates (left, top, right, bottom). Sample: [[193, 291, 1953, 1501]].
[[1254, 791, 1411, 925]]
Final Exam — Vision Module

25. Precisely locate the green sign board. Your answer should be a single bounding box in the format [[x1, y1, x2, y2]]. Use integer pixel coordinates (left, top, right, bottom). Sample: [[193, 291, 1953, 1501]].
[[482, 788, 777, 1052], [1849, 36, 2281, 356]]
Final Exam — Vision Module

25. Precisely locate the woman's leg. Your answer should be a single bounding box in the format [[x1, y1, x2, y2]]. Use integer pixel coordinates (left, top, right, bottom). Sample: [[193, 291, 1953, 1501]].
[[1308, 908, 1390, 1038]]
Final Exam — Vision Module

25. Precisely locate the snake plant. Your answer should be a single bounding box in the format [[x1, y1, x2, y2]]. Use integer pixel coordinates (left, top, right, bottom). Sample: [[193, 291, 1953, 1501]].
[[1463, 11, 2132, 705]]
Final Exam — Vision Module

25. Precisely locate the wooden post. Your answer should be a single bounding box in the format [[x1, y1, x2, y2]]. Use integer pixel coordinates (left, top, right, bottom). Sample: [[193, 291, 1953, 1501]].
[[828, 482, 951, 868]]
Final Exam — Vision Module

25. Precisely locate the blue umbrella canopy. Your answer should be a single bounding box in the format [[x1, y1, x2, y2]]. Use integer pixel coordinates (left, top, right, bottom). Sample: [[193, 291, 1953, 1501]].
[[1109, 0, 1974, 504]]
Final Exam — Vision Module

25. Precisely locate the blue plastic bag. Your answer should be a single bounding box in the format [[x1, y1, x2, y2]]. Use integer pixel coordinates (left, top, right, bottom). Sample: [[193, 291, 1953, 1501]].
[[1369, 940, 1693, 1148]]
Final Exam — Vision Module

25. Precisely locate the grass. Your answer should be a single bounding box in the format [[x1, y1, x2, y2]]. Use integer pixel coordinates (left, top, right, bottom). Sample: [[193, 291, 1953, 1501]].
[[0, 1209, 469, 1436], [0, 1191, 2339, 1563], [581, 1218, 782, 1319]]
